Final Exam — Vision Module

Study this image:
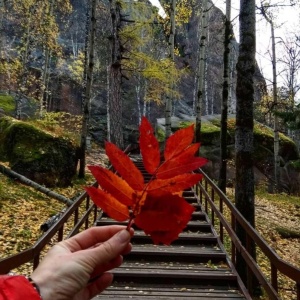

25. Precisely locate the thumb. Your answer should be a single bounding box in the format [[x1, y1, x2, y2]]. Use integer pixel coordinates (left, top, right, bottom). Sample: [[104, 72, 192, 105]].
[[87, 229, 131, 265]]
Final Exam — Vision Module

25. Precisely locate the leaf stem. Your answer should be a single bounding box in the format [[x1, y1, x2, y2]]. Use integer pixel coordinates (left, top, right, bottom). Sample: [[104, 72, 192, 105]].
[[126, 215, 134, 231]]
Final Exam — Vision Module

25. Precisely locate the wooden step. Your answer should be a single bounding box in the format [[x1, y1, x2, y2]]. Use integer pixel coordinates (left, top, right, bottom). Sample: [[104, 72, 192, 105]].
[[96, 219, 212, 233], [124, 244, 226, 263], [95, 283, 246, 299], [111, 269, 238, 286], [131, 231, 218, 246], [93, 156, 247, 300]]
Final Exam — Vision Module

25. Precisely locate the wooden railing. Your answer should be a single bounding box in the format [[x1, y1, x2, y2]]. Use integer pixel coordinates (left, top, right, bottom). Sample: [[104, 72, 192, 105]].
[[0, 144, 138, 275], [197, 169, 300, 300], [0, 187, 99, 274]]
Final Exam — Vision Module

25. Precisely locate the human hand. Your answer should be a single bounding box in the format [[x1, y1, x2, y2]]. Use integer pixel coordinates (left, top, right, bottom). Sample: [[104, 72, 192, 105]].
[[31, 225, 133, 300]]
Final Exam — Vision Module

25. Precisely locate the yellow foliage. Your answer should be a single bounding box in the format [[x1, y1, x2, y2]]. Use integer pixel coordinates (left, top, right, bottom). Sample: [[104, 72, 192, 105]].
[[67, 52, 85, 84]]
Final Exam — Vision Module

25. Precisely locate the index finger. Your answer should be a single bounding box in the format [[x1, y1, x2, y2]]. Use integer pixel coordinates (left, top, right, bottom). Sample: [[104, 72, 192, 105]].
[[62, 225, 130, 252]]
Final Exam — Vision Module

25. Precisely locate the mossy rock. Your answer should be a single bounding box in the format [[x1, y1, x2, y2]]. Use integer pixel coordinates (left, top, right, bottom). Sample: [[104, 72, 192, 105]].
[[289, 159, 300, 171], [0, 116, 78, 187], [0, 94, 15, 115], [222, 118, 299, 161]]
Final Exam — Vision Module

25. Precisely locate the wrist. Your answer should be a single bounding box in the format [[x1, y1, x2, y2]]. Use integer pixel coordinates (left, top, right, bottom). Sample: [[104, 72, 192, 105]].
[[26, 277, 42, 299], [30, 272, 56, 300]]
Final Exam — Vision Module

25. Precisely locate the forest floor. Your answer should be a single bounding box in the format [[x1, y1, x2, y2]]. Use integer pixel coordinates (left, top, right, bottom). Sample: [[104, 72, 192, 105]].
[[0, 145, 299, 299]]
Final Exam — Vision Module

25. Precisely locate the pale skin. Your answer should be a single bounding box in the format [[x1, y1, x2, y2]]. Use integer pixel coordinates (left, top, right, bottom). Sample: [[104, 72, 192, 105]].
[[30, 226, 133, 300]]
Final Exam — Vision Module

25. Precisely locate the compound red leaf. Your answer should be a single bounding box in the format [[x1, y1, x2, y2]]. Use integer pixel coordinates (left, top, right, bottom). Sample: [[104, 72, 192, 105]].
[[146, 173, 203, 193], [85, 186, 129, 221], [105, 141, 144, 190], [134, 192, 195, 245], [157, 144, 208, 179], [88, 165, 135, 206], [139, 116, 160, 174], [164, 124, 195, 160]]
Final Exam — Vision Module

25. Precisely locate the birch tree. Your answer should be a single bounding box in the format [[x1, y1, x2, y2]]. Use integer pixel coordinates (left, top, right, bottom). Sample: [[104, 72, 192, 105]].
[[259, 2, 280, 192], [195, 0, 208, 145]]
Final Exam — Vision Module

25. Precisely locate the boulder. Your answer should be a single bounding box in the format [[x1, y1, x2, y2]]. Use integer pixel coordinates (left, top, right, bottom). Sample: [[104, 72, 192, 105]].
[[157, 115, 300, 194], [0, 116, 78, 187]]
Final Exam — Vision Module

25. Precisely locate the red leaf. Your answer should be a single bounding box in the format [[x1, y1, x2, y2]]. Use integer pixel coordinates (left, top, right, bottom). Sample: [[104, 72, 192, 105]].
[[105, 142, 144, 190], [146, 173, 203, 193], [134, 192, 195, 245], [139, 117, 160, 174], [88, 165, 135, 206], [85, 187, 129, 221], [157, 144, 208, 179], [164, 124, 195, 160]]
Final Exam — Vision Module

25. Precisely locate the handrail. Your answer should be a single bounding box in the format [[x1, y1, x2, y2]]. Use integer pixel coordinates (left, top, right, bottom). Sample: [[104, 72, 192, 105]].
[[0, 144, 138, 275], [0, 188, 99, 274], [197, 169, 300, 300]]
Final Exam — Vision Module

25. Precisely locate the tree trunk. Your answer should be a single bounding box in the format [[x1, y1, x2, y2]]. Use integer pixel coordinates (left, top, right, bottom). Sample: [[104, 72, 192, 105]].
[[235, 0, 257, 294], [218, 0, 231, 193], [195, 0, 208, 145], [39, 0, 54, 118], [16, 7, 33, 120], [78, 0, 97, 178], [260, 4, 280, 192], [0, 164, 73, 206], [165, 0, 176, 139], [271, 21, 280, 192], [108, 0, 124, 149], [81, 0, 91, 113]]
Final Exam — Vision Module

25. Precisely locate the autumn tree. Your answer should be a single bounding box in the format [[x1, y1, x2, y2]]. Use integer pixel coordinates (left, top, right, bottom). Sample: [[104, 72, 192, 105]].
[[121, 1, 182, 123], [2, 0, 71, 118], [235, 0, 257, 293], [159, 0, 194, 136]]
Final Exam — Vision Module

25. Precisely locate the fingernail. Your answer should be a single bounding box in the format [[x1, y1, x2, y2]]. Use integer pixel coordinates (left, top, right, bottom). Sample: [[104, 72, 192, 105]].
[[116, 230, 130, 243]]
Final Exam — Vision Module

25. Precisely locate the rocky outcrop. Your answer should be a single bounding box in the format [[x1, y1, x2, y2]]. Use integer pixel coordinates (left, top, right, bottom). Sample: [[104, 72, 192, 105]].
[[157, 115, 300, 194], [0, 116, 78, 187]]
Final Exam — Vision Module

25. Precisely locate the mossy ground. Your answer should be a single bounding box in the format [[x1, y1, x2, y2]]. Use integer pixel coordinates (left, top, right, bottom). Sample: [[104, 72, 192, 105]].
[[0, 94, 15, 114]]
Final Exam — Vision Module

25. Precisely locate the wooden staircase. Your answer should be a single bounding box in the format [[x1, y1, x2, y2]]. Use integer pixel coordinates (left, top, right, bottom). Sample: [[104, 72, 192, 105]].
[[94, 155, 249, 299]]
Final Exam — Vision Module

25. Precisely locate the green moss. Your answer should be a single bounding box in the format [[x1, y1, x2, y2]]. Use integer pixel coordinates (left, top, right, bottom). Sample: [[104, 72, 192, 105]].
[[0, 94, 15, 113], [179, 121, 193, 128], [156, 127, 165, 142], [0, 116, 78, 187], [253, 122, 299, 160], [200, 123, 220, 145], [275, 226, 300, 239], [0, 117, 53, 162], [206, 117, 221, 128], [289, 159, 300, 171]]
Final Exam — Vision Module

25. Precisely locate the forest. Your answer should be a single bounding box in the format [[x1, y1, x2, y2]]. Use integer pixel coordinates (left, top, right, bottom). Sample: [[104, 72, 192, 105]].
[[0, 0, 300, 299]]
